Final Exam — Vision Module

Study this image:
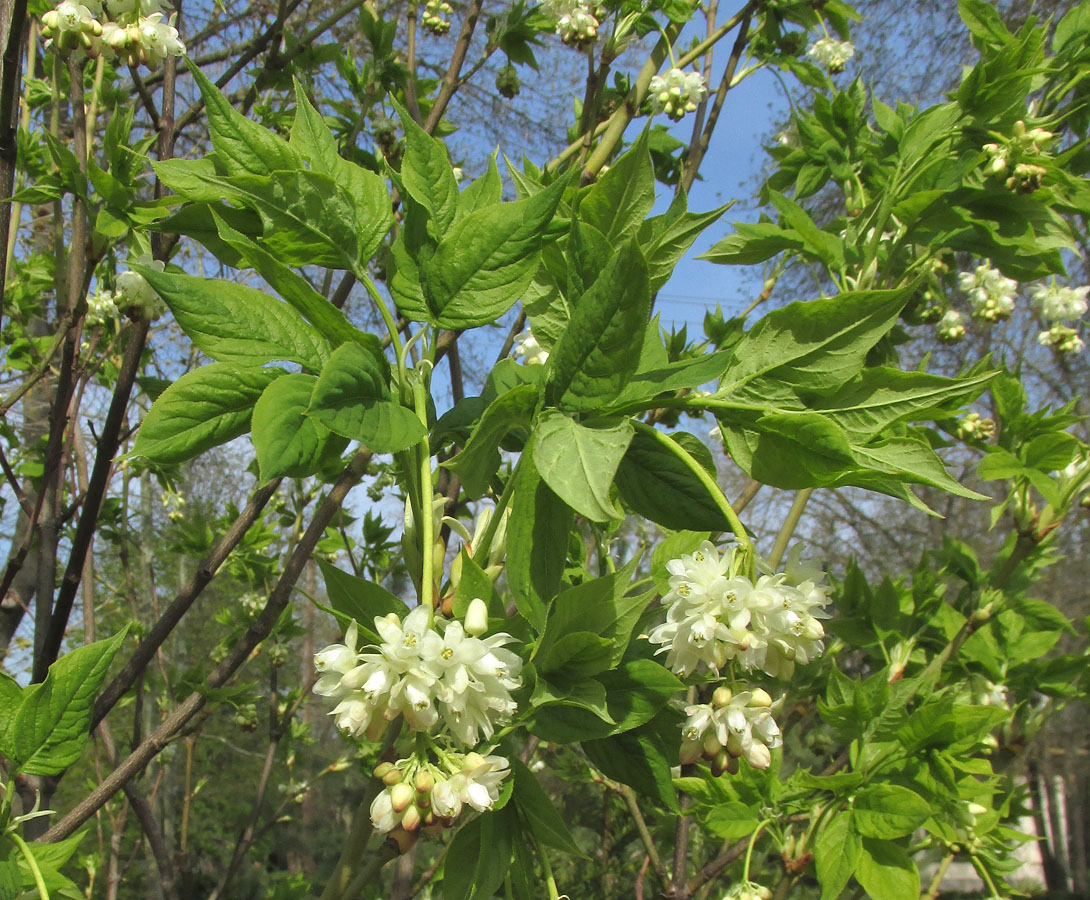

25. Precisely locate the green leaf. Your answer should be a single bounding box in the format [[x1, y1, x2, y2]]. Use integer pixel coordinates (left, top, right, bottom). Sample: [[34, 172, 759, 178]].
[[767, 189, 844, 269], [579, 130, 655, 245], [615, 430, 729, 531], [212, 213, 383, 354], [545, 241, 651, 411], [0, 673, 23, 757], [855, 838, 919, 900], [252, 374, 347, 481], [442, 807, 515, 900], [538, 632, 613, 677], [638, 191, 731, 292], [717, 286, 912, 397], [852, 785, 931, 839], [815, 814, 860, 900], [457, 152, 503, 218], [850, 434, 988, 501], [532, 412, 631, 522], [316, 559, 408, 633], [597, 659, 683, 733], [133, 364, 283, 464], [506, 446, 572, 631], [442, 385, 538, 499], [394, 101, 460, 236], [306, 343, 425, 454], [11, 630, 126, 775], [138, 268, 329, 371], [425, 176, 567, 328], [699, 220, 806, 265], [512, 758, 587, 858], [582, 712, 681, 812], [703, 801, 760, 839], [188, 60, 302, 176]]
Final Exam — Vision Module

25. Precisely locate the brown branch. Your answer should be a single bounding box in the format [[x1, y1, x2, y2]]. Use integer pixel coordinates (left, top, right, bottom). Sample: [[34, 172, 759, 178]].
[[92, 477, 283, 728], [0, 0, 28, 318], [685, 836, 748, 894], [44, 448, 372, 842], [121, 783, 180, 900]]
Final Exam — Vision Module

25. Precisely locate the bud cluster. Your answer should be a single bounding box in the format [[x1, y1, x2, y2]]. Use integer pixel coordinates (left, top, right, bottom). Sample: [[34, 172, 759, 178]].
[[313, 603, 522, 746], [647, 541, 831, 680], [370, 750, 510, 851], [1030, 281, 1089, 324], [40, 0, 185, 65], [805, 38, 855, 73], [422, 0, 453, 35], [980, 120, 1053, 193], [680, 686, 782, 774], [956, 413, 996, 442], [538, 0, 599, 45], [648, 68, 708, 122], [957, 262, 1017, 322], [936, 309, 966, 343], [1037, 323, 1084, 355]]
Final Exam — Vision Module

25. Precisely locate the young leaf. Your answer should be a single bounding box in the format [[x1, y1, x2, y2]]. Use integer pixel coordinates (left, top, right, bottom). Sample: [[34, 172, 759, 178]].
[[133, 364, 284, 465], [579, 129, 655, 245], [252, 374, 347, 481], [442, 807, 515, 900], [545, 240, 651, 411], [854, 839, 920, 900], [852, 785, 931, 839], [393, 101, 460, 236], [511, 758, 587, 858], [424, 175, 568, 328], [316, 558, 409, 630], [531, 412, 632, 522], [814, 813, 861, 900], [138, 268, 329, 371], [306, 343, 425, 454], [10, 630, 127, 775]]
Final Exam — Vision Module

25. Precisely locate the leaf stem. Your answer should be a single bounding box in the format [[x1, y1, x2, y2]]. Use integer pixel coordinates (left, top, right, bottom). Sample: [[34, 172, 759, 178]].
[[532, 830, 560, 900], [12, 833, 50, 900], [471, 455, 519, 568], [742, 819, 771, 883], [361, 273, 404, 365], [414, 380, 436, 619], [633, 421, 754, 575], [766, 488, 813, 570]]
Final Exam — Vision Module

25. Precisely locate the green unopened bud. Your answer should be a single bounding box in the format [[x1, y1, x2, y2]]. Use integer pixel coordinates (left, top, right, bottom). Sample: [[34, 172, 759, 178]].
[[415, 770, 435, 794], [464, 597, 489, 636], [703, 732, 721, 757], [383, 766, 404, 786]]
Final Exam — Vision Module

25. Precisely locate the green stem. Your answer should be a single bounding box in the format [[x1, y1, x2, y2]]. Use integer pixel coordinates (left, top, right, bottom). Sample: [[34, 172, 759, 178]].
[[767, 488, 813, 570], [970, 854, 1001, 900], [11, 833, 50, 900], [633, 421, 754, 574], [532, 832, 560, 900], [742, 819, 771, 883], [0, 777, 13, 832], [361, 273, 404, 364], [471, 455, 519, 568], [414, 380, 436, 619]]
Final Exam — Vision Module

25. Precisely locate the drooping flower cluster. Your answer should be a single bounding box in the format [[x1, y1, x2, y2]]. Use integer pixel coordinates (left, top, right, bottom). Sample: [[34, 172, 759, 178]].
[[40, 0, 185, 65], [370, 750, 510, 848], [1031, 281, 1089, 323], [647, 541, 831, 680], [1037, 323, 1084, 354], [513, 328, 549, 365], [680, 686, 782, 773], [806, 38, 854, 73], [723, 882, 773, 900], [314, 602, 522, 746], [648, 68, 708, 122], [421, 0, 453, 35], [538, 0, 599, 44], [957, 262, 1017, 322], [936, 309, 966, 343]]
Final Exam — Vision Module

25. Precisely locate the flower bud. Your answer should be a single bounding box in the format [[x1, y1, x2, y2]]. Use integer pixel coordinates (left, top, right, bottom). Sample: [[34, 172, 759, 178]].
[[415, 770, 435, 794], [703, 732, 721, 757], [390, 782, 414, 814], [712, 686, 732, 708], [680, 738, 703, 765], [383, 767, 404, 786], [749, 688, 772, 708], [401, 804, 422, 832], [711, 749, 730, 777], [464, 597, 489, 636]]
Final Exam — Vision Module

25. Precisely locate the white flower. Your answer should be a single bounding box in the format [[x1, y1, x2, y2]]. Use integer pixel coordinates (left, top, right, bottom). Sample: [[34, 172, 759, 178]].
[[513, 328, 549, 365], [1037, 323, 1084, 354], [647, 541, 831, 680], [114, 258, 165, 317], [937, 309, 965, 342], [681, 687, 782, 772], [134, 12, 185, 66], [723, 882, 773, 900], [806, 38, 854, 73], [538, 0, 598, 43], [649, 68, 708, 122], [314, 607, 522, 745], [1030, 282, 1089, 323], [958, 262, 1017, 322], [104, 0, 166, 18]]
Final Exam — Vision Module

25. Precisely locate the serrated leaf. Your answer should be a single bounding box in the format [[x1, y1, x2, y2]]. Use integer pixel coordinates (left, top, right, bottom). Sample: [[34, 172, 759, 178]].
[[852, 785, 930, 839], [855, 838, 919, 900], [394, 101, 460, 235], [252, 374, 346, 481], [316, 559, 409, 634], [815, 813, 860, 900], [579, 130, 655, 245], [139, 268, 328, 371], [133, 364, 283, 464]]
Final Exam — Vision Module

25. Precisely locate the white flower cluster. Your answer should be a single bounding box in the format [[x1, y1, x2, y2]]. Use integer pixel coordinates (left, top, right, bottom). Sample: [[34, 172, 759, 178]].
[[86, 289, 119, 327], [649, 68, 708, 122], [957, 262, 1017, 322], [40, 0, 184, 65], [314, 602, 522, 746], [538, 0, 599, 44], [680, 686, 782, 773], [806, 38, 854, 73], [370, 751, 510, 847], [647, 541, 831, 680], [723, 882, 773, 900], [422, 0, 453, 35], [513, 328, 549, 365], [1031, 282, 1089, 323], [1037, 323, 1084, 354], [936, 309, 966, 343]]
